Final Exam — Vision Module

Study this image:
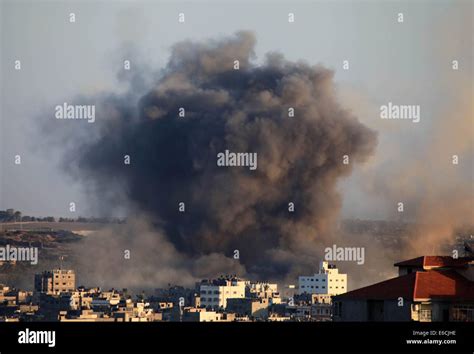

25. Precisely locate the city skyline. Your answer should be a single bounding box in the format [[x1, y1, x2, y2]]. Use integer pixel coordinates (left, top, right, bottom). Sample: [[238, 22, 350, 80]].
[[0, 1, 472, 352]]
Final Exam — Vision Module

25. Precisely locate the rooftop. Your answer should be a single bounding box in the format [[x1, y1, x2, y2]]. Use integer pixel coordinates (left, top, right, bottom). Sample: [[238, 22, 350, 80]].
[[335, 269, 474, 301], [394, 256, 473, 269]]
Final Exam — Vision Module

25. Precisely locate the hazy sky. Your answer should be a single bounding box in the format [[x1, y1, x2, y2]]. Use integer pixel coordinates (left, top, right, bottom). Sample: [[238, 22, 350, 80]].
[[0, 0, 472, 220]]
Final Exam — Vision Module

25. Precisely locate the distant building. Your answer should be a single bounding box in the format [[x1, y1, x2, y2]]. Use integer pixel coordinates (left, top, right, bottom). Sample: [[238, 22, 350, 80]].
[[58, 309, 116, 322], [298, 261, 347, 296], [154, 285, 198, 307], [311, 293, 332, 304], [34, 269, 76, 295], [226, 298, 270, 319], [199, 277, 246, 309], [311, 302, 332, 321], [333, 256, 474, 322], [182, 307, 236, 322], [245, 281, 281, 303]]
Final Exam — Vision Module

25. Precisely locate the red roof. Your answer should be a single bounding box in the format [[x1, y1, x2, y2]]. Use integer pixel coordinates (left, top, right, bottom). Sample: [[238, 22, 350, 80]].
[[335, 270, 474, 301], [394, 256, 473, 269], [335, 272, 416, 300], [414, 270, 474, 301]]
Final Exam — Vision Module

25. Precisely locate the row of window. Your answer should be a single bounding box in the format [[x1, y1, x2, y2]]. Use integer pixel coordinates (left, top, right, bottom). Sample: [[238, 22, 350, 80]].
[[314, 308, 330, 315], [201, 290, 220, 295], [301, 285, 325, 289], [301, 278, 343, 282], [300, 285, 345, 289], [201, 290, 239, 295], [201, 298, 219, 302]]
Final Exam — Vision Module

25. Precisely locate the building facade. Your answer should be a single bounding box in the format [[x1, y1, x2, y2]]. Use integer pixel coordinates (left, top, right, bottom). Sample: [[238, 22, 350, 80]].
[[298, 261, 347, 296], [199, 277, 246, 309], [34, 269, 76, 295]]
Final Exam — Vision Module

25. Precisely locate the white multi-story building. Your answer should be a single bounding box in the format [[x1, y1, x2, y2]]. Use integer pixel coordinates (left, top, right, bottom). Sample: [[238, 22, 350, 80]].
[[200, 277, 246, 309], [298, 261, 347, 296]]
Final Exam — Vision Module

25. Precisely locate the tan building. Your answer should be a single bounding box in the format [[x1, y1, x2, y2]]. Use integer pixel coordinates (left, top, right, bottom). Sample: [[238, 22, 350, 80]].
[[246, 281, 281, 303], [34, 269, 76, 295], [182, 307, 236, 322], [199, 277, 246, 309], [226, 297, 270, 319]]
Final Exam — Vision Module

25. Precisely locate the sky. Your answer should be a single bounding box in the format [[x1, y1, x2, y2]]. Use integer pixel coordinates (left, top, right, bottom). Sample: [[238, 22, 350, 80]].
[[0, 0, 472, 221]]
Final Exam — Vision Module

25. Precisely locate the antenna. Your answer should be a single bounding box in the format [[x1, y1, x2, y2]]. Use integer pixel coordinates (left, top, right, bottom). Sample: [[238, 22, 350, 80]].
[[59, 255, 66, 270]]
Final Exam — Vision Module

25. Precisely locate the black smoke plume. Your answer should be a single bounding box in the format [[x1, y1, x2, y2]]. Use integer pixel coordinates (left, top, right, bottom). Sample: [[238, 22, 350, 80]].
[[60, 31, 377, 287]]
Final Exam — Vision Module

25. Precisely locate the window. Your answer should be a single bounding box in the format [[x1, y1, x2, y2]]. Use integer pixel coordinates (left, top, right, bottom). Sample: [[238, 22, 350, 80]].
[[420, 310, 432, 321], [334, 302, 342, 316], [451, 306, 474, 321], [201, 290, 206, 294]]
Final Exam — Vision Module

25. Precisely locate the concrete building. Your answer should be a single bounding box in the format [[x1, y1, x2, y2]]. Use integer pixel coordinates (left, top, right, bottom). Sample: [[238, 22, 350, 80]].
[[311, 302, 332, 321], [246, 281, 281, 303], [182, 307, 236, 322], [199, 277, 245, 309], [311, 293, 332, 304], [333, 256, 474, 322], [226, 298, 270, 319], [59, 309, 116, 322], [34, 269, 75, 295], [298, 261, 347, 296]]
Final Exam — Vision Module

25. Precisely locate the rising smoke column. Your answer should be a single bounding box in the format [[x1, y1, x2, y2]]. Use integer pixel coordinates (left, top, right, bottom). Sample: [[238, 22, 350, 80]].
[[67, 31, 377, 282]]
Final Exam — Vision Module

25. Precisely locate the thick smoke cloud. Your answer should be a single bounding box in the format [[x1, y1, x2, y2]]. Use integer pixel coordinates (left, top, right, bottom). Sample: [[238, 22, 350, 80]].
[[64, 31, 377, 286]]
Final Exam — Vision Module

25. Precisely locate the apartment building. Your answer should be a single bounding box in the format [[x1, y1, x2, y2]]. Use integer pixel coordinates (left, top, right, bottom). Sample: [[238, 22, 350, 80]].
[[298, 261, 347, 296], [34, 269, 75, 295], [199, 277, 245, 309]]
